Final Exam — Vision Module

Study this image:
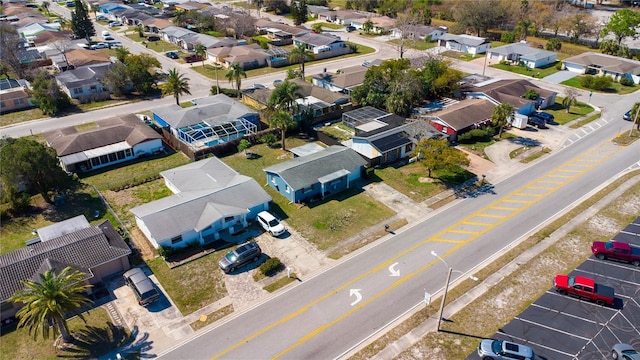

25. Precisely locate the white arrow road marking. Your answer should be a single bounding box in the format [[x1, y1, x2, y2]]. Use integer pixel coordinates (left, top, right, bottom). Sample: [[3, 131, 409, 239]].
[[388, 262, 400, 277], [350, 289, 362, 306]]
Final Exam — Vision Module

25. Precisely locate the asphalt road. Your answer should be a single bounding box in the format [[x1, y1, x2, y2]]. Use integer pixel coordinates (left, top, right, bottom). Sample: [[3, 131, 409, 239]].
[[157, 102, 639, 358]]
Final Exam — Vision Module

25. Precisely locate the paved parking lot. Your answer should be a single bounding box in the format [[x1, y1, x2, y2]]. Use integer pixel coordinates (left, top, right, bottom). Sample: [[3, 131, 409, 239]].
[[467, 216, 640, 359]]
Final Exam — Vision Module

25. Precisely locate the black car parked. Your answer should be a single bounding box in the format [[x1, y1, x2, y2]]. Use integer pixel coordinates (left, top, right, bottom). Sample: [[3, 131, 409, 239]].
[[165, 51, 179, 59], [528, 115, 547, 129], [123, 268, 160, 306], [218, 242, 262, 273], [533, 111, 555, 124]]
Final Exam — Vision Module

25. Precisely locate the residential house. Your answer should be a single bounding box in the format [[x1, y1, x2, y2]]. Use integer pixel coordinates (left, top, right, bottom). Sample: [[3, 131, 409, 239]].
[[487, 43, 557, 69], [98, 2, 131, 14], [562, 52, 640, 84], [43, 114, 163, 173], [423, 99, 496, 140], [57, 49, 111, 70], [207, 44, 270, 69], [349, 15, 396, 34], [153, 94, 258, 150], [160, 26, 236, 51], [468, 78, 557, 112], [391, 25, 448, 41], [241, 86, 271, 111], [263, 23, 309, 45], [307, 5, 330, 18], [317, 9, 371, 24], [340, 106, 438, 166], [17, 22, 61, 40], [0, 216, 131, 322], [293, 32, 351, 59], [311, 65, 368, 94], [264, 145, 366, 203], [55, 63, 115, 101], [130, 157, 272, 249], [0, 78, 32, 112], [174, 1, 209, 11], [438, 34, 490, 55]]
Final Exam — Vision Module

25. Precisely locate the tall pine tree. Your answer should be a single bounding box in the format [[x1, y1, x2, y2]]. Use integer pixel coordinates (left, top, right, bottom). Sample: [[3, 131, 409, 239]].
[[71, 0, 95, 42]]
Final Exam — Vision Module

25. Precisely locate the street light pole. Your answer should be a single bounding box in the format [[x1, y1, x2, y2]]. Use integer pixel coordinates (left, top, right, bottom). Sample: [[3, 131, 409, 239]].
[[436, 267, 452, 332]]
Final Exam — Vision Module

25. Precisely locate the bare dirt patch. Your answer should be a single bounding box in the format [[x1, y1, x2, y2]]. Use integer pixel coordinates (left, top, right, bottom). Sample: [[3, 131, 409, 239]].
[[130, 227, 158, 260]]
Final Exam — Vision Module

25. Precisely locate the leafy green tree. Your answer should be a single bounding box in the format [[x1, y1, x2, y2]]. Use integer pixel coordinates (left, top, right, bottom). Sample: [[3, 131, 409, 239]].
[[0, 137, 72, 205], [600, 9, 640, 45], [562, 88, 579, 114], [103, 63, 131, 97], [453, 0, 501, 37], [268, 79, 302, 113], [90, 3, 99, 17], [515, 19, 533, 40], [194, 43, 207, 67], [491, 103, 514, 138], [362, 19, 374, 34], [291, 0, 308, 25], [269, 110, 297, 150], [312, 23, 323, 33], [286, 68, 302, 80], [237, 139, 251, 155], [289, 43, 314, 79], [225, 63, 246, 95], [501, 31, 515, 44], [114, 46, 130, 63], [260, 133, 278, 147], [126, 54, 160, 94], [545, 37, 561, 51], [163, 68, 191, 105], [417, 138, 470, 178], [523, 89, 538, 100], [30, 71, 71, 116], [9, 267, 93, 343], [70, 0, 95, 42]]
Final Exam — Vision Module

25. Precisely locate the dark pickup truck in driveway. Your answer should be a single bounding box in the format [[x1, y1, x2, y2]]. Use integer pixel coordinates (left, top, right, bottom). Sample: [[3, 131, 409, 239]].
[[554, 275, 615, 306], [591, 241, 640, 266]]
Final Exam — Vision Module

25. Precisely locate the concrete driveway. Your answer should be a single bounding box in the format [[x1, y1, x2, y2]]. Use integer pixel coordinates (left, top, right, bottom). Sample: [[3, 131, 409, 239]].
[[542, 70, 577, 84]]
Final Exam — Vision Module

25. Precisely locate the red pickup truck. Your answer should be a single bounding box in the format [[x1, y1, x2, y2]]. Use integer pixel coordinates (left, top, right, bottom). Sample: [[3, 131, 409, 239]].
[[591, 241, 640, 266], [553, 275, 615, 306]]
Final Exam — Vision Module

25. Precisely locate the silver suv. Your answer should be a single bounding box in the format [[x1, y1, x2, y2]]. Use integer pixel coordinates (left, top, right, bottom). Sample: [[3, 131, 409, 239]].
[[478, 339, 536, 360], [123, 268, 160, 306], [218, 242, 262, 273]]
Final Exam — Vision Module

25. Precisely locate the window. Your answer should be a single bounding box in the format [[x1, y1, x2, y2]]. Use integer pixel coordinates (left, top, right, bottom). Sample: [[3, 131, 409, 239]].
[[285, 185, 290, 193], [14, 98, 25, 105], [125, 149, 132, 157], [73, 88, 82, 95], [271, 176, 276, 184], [99, 155, 108, 164], [0, 102, 5, 108], [224, 216, 234, 222], [116, 151, 125, 160], [91, 158, 100, 166], [170, 235, 182, 244], [583, 286, 593, 293]]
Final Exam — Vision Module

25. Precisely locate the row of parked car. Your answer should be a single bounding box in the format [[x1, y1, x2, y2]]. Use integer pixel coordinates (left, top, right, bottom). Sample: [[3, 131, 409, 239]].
[[527, 111, 555, 129], [477, 338, 640, 360]]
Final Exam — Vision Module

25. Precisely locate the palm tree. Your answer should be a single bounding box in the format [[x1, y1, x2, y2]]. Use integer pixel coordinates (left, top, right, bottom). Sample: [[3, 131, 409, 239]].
[[164, 68, 191, 105], [114, 47, 130, 63], [562, 88, 579, 113], [363, 19, 374, 34], [515, 19, 534, 41], [225, 63, 246, 95], [289, 43, 314, 79], [629, 102, 640, 134], [42, 1, 50, 16], [194, 43, 207, 67], [311, 23, 323, 33], [269, 110, 297, 151], [9, 267, 93, 343], [491, 103, 514, 138], [268, 80, 302, 114]]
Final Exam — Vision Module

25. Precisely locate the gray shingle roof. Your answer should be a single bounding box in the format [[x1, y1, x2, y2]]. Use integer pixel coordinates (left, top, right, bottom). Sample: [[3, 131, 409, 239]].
[[430, 99, 496, 131], [0, 220, 130, 302], [264, 145, 366, 191], [130, 157, 271, 241], [470, 79, 556, 109], [563, 52, 640, 75], [294, 33, 341, 47], [153, 94, 257, 128], [55, 63, 113, 89], [489, 43, 556, 61], [43, 113, 162, 156], [439, 33, 488, 47]]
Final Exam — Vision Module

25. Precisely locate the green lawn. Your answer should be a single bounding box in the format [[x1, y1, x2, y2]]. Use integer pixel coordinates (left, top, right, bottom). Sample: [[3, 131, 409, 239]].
[[124, 33, 182, 53], [0, 185, 114, 256], [147, 253, 228, 315], [0, 308, 131, 360], [316, 22, 345, 30], [560, 76, 640, 95], [374, 161, 476, 203], [441, 50, 483, 62], [80, 151, 191, 191], [490, 62, 560, 78], [545, 96, 594, 125], [388, 39, 438, 51], [0, 108, 47, 127]]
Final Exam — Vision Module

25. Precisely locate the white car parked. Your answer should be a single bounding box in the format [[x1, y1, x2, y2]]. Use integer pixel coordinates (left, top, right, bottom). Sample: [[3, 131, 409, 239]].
[[257, 211, 286, 237], [90, 42, 109, 49]]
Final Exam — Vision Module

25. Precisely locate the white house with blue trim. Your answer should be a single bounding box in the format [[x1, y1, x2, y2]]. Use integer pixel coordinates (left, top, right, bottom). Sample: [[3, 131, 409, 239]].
[[130, 157, 271, 249]]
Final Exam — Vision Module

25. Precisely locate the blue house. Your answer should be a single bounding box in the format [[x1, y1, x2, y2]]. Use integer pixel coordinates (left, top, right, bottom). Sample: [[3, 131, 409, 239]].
[[264, 145, 366, 204], [98, 2, 130, 14]]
